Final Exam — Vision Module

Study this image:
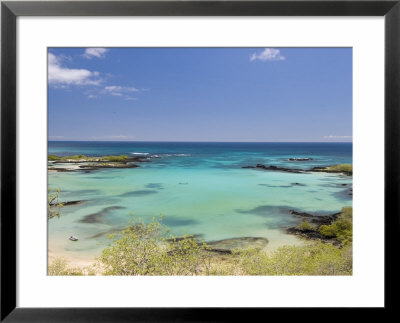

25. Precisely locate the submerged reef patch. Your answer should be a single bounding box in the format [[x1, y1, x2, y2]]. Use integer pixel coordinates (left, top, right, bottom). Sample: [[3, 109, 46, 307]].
[[79, 206, 126, 224], [119, 190, 158, 197]]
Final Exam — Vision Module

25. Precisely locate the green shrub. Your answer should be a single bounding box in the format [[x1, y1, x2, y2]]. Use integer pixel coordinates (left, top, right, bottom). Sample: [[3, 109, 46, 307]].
[[319, 207, 352, 245], [237, 242, 352, 276], [97, 217, 210, 275], [297, 220, 313, 231], [48, 155, 60, 161], [327, 164, 352, 173], [100, 155, 129, 162]]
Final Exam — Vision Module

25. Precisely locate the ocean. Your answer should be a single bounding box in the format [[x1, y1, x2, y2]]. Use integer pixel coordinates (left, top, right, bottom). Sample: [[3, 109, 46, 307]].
[[48, 141, 352, 264]]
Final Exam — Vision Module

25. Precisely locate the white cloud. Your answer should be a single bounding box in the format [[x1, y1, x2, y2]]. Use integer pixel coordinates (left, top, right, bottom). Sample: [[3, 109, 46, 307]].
[[323, 135, 352, 139], [83, 48, 109, 59], [104, 85, 140, 100], [104, 86, 139, 93], [250, 48, 285, 62], [48, 53, 102, 86]]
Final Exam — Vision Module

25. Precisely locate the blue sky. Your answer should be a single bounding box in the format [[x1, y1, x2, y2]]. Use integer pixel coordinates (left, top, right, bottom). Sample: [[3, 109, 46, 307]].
[[48, 47, 352, 142]]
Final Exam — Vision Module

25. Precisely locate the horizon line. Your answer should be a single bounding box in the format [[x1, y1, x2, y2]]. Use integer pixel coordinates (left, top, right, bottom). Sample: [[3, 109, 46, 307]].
[[48, 140, 353, 143]]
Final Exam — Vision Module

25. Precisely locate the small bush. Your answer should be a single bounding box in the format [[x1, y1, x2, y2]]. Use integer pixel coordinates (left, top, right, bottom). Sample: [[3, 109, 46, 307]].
[[319, 207, 352, 245], [100, 155, 129, 162], [48, 155, 60, 161], [297, 221, 313, 231], [327, 164, 352, 173]]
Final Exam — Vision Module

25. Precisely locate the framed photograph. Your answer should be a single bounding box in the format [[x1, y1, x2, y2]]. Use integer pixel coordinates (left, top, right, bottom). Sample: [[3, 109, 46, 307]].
[[1, 0, 399, 320]]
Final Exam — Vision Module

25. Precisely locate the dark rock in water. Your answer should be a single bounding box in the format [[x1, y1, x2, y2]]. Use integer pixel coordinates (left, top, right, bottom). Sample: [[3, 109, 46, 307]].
[[242, 164, 305, 174], [167, 234, 204, 243], [79, 163, 140, 170], [57, 200, 86, 207], [292, 182, 306, 186], [288, 158, 313, 161], [289, 210, 340, 225], [286, 227, 339, 244], [48, 168, 76, 172]]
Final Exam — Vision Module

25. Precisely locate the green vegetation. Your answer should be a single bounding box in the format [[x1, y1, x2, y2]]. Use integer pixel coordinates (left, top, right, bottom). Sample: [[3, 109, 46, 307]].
[[100, 155, 129, 162], [48, 258, 95, 275], [326, 164, 352, 174], [97, 217, 210, 275], [319, 207, 352, 245], [48, 214, 352, 276], [48, 189, 63, 219], [47, 154, 130, 162], [297, 220, 314, 231], [48, 154, 61, 161], [235, 243, 352, 275]]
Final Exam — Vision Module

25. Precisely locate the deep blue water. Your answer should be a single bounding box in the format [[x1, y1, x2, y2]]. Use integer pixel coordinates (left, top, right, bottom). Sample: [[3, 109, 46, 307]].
[[49, 141, 352, 170]]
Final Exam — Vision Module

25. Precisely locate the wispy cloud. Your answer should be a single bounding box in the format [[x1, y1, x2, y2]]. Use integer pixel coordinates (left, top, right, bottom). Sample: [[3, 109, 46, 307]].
[[323, 135, 352, 139], [250, 48, 285, 62], [104, 86, 139, 93], [102, 85, 140, 100], [48, 53, 102, 86], [83, 48, 109, 59], [90, 135, 136, 141]]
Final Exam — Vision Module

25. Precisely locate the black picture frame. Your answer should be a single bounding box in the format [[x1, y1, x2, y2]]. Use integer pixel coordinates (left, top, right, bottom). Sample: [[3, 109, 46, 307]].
[[1, 0, 399, 321]]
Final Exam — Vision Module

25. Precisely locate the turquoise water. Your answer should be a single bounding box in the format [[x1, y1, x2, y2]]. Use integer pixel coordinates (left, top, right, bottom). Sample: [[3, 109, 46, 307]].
[[48, 142, 352, 263]]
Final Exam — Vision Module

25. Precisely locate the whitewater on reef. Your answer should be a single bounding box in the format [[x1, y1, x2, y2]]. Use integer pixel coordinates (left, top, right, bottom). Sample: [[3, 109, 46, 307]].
[[48, 141, 352, 264]]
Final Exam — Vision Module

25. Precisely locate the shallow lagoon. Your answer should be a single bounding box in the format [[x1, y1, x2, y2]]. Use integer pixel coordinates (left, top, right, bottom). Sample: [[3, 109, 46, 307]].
[[48, 142, 352, 264]]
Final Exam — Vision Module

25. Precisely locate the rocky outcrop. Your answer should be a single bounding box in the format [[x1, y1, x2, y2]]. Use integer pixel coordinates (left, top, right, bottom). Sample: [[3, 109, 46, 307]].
[[242, 164, 305, 173], [287, 158, 313, 161], [286, 210, 341, 245], [242, 163, 352, 176]]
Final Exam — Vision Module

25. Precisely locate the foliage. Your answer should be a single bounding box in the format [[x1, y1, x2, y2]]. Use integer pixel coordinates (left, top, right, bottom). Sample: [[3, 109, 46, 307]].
[[61, 154, 89, 160], [236, 242, 352, 275], [54, 212, 352, 276], [48, 258, 95, 276], [48, 154, 129, 162], [99, 155, 129, 162], [96, 217, 210, 275], [48, 154, 61, 161], [319, 207, 352, 245], [326, 164, 352, 174], [48, 189, 64, 219], [297, 220, 313, 231]]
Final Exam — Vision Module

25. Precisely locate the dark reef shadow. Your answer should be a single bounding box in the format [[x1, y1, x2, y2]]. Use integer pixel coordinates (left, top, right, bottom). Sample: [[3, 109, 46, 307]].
[[119, 190, 158, 197], [78, 206, 126, 224], [145, 183, 164, 189], [162, 216, 199, 227]]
